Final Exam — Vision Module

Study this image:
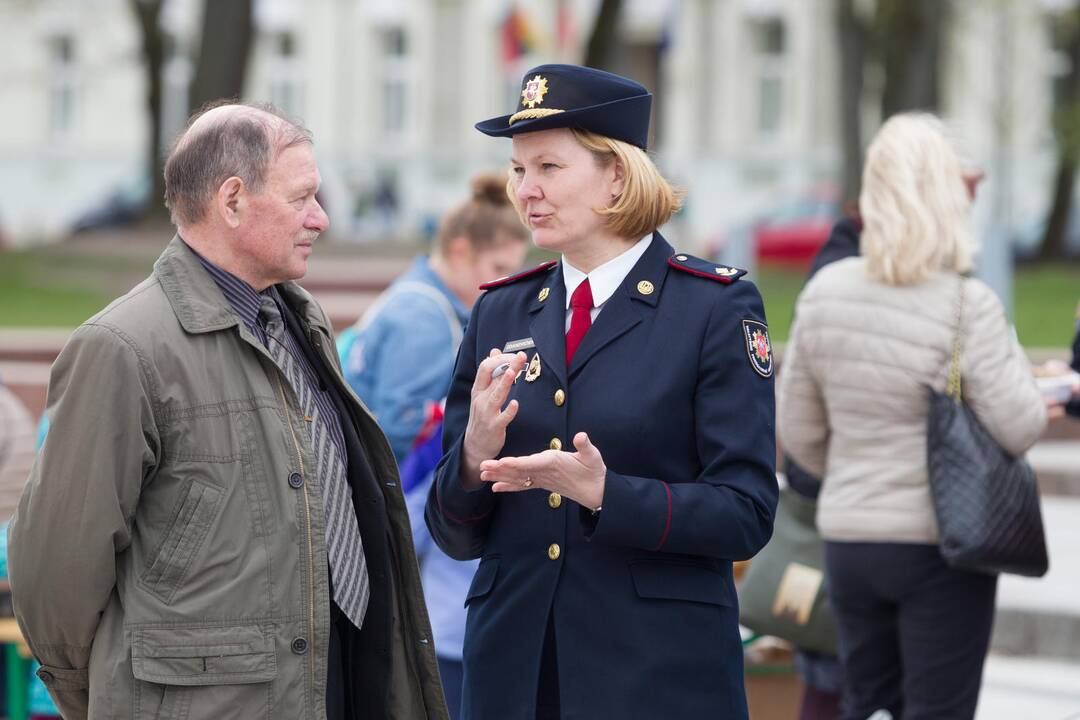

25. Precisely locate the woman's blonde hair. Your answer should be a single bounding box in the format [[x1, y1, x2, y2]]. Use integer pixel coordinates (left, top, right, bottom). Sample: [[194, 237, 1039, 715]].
[[859, 113, 975, 285], [506, 129, 684, 240]]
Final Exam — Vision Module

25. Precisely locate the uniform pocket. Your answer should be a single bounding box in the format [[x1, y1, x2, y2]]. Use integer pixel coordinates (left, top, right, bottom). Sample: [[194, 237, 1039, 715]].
[[628, 559, 734, 607], [464, 556, 500, 607], [139, 478, 224, 605], [132, 624, 276, 720]]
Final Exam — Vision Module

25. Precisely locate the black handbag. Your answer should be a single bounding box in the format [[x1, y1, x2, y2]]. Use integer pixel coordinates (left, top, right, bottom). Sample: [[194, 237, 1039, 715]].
[[926, 279, 1049, 577]]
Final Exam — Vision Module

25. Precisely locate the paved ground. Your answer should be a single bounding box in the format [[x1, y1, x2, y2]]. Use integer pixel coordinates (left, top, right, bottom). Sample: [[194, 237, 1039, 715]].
[[978, 655, 1080, 719]]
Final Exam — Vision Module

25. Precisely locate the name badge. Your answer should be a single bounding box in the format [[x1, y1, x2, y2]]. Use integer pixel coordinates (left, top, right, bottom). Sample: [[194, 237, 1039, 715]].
[[502, 337, 535, 353]]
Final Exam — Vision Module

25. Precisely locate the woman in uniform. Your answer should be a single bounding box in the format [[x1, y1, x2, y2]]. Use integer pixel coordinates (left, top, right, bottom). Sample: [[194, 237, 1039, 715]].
[[425, 64, 778, 720]]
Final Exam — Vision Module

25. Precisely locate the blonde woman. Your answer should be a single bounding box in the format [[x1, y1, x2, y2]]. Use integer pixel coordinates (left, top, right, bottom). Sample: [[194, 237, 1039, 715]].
[[778, 113, 1046, 720], [425, 64, 778, 719]]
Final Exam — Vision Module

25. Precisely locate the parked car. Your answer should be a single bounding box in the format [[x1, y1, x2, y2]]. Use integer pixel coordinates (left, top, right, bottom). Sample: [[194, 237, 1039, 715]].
[[754, 190, 841, 265], [70, 176, 150, 234], [708, 188, 841, 267]]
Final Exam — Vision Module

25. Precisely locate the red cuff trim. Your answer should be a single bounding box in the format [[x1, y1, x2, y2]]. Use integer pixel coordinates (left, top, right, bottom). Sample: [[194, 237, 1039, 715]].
[[652, 481, 672, 551], [436, 475, 493, 524]]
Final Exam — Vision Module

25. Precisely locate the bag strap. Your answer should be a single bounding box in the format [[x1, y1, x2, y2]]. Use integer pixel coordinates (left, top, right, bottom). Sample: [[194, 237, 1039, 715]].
[[352, 280, 464, 352], [946, 278, 966, 403]]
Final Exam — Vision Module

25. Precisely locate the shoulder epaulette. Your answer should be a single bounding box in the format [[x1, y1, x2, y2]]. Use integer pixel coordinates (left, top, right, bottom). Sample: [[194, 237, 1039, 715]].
[[479, 260, 558, 291], [667, 253, 747, 284]]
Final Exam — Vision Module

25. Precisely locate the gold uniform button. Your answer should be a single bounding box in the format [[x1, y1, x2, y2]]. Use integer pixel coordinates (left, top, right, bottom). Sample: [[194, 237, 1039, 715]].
[[548, 543, 561, 560], [549, 437, 562, 451], [548, 492, 562, 509], [553, 389, 566, 407]]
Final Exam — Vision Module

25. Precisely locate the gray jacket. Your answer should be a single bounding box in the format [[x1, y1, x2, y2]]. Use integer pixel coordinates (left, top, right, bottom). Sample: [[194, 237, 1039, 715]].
[[9, 237, 447, 719]]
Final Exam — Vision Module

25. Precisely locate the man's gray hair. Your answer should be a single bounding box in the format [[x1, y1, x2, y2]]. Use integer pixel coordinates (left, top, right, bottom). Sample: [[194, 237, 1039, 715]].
[[164, 100, 313, 226]]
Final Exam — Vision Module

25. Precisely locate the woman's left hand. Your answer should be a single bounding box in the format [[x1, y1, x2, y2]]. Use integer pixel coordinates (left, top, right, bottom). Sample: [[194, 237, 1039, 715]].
[[479, 432, 607, 510]]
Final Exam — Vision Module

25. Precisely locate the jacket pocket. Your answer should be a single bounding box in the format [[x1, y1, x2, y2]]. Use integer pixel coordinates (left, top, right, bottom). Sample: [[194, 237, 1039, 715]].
[[464, 556, 499, 607], [140, 478, 224, 605], [628, 560, 734, 607], [132, 624, 276, 720]]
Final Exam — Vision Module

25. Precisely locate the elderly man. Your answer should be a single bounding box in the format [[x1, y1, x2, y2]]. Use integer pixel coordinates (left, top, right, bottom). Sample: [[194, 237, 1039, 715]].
[[8, 103, 447, 720]]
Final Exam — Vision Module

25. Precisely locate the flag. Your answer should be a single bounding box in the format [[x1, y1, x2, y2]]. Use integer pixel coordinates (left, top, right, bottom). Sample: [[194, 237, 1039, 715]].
[[399, 400, 445, 495], [556, 0, 576, 53], [501, 5, 542, 68]]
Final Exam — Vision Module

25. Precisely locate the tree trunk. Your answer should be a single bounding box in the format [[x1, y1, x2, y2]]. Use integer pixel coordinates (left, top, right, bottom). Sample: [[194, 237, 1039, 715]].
[[1038, 6, 1080, 261], [188, 0, 254, 113], [877, 0, 944, 118], [584, 0, 623, 71], [837, 0, 868, 207], [130, 0, 166, 219], [1043, 154, 1078, 260]]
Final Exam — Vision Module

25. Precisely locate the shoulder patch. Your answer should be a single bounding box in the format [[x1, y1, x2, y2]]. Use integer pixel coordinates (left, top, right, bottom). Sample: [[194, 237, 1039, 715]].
[[742, 320, 773, 378], [667, 253, 747, 284], [479, 260, 558, 291]]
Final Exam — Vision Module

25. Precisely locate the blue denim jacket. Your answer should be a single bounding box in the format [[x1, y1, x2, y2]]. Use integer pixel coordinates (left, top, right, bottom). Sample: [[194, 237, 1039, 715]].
[[337, 256, 478, 660], [338, 257, 469, 463]]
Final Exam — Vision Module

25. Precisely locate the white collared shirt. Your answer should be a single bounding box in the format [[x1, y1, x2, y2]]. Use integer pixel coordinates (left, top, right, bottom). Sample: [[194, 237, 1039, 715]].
[[561, 233, 653, 332]]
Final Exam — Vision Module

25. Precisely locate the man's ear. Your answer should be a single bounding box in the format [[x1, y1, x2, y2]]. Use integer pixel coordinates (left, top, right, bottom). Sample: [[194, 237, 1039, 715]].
[[217, 176, 245, 228]]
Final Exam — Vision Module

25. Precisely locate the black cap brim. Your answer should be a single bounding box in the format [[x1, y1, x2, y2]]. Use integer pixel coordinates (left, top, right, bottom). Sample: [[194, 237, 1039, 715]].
[[475, 93, 652, 150]]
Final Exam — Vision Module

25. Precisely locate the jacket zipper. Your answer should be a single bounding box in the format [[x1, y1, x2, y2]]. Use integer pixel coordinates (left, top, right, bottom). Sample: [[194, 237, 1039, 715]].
[[275, 374, 318, 697]]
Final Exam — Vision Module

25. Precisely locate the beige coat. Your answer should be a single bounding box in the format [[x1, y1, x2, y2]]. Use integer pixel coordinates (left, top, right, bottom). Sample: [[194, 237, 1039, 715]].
[[778, 257, 1046, 544], [8, 237, 447, 720]]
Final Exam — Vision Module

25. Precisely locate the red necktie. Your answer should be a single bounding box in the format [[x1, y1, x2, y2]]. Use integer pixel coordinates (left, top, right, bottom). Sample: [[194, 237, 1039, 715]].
[[565, 278, 593, 366]]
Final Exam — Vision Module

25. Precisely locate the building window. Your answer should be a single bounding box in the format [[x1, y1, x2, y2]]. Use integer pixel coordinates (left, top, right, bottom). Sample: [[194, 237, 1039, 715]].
[[48, 34, 77, 143], [380, 26, 409, 140], [270, 31, 303, 116], [751, 18, 786, 138]]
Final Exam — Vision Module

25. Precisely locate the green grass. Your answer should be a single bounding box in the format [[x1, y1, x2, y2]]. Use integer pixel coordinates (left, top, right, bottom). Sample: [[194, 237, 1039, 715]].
[[2, 241, 1078, 350], [1013, 264, 1080, 349], [753, 262, 1080, 350], [752, 266, 806, 346], [0, 243, 156, 327], [0, 251, 112, 327]]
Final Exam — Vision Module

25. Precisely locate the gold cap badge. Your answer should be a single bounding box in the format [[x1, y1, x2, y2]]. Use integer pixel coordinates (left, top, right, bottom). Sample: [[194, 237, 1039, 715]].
[[521, 75, 549, 109], [509, 75, 564, 125]]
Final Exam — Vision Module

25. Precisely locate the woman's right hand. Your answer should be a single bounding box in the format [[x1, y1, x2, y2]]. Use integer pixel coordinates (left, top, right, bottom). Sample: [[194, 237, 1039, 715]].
[[460, 349, 528, 487]]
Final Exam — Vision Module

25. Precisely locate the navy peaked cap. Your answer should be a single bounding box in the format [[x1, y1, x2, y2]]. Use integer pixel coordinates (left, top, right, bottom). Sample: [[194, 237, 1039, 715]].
[[475, 64, 653, 149]]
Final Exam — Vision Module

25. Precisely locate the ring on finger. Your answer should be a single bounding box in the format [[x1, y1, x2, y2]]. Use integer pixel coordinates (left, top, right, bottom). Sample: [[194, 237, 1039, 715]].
[[523, 477, 533, 488]]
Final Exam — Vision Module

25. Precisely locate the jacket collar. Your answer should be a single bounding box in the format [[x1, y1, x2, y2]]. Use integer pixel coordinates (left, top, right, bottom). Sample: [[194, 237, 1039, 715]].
[[154, 235, 332, 337], [525, 231, 673, 384]]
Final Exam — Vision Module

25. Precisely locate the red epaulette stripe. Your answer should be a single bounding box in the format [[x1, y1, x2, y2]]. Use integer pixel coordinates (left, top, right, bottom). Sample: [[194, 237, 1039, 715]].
[[666, 258, 737, 284], [652, 481, 672, 551], [479, 260, 558, 290]]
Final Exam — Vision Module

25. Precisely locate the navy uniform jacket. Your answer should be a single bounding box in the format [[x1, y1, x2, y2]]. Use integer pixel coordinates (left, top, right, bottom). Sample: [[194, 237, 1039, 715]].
[[425, 233, 778, 720]]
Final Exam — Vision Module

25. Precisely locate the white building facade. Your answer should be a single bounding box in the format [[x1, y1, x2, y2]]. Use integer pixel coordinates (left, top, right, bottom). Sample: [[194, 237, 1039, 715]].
[[0, 0, 1069, 252]]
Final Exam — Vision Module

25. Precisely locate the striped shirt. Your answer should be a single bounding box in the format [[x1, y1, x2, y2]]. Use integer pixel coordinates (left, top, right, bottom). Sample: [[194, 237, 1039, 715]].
[[189, 244, 348, 464]]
